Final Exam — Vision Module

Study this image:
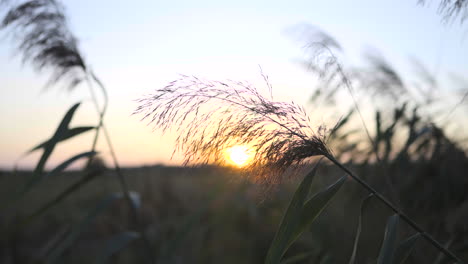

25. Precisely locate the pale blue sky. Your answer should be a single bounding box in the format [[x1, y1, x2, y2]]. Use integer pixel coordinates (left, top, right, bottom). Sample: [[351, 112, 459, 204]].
[[0, 0, 467, 169]]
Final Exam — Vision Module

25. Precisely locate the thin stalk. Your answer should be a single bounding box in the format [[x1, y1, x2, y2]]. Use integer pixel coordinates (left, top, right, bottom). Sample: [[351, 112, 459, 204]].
[[325, 154, 464, 264], [86, 70, 155, 264], [85, 74, 104, 168], [319, 44, 377, 159]]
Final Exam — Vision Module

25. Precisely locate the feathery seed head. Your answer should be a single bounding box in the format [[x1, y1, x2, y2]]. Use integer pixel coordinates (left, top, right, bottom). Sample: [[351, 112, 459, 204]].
[[135, 75, 331, 184], [1, 0, 86, 90]]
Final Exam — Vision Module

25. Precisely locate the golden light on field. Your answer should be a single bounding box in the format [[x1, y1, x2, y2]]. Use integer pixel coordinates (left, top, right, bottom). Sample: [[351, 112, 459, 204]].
[[226, 145, 253, 167]]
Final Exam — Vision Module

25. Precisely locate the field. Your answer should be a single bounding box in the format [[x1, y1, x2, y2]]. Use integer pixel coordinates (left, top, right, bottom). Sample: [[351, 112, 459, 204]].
[[1, 162, 467, 263]]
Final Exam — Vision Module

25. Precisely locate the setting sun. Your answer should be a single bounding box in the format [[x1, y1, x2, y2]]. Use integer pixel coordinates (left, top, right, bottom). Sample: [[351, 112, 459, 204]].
[[226, 145, 252, 167]]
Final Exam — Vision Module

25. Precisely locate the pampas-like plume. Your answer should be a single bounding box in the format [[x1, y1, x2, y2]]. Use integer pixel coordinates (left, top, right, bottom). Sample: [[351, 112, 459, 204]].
[[355, 50, 409, 101], [135, 75, 331, 183], [1, 0, 86, 89]]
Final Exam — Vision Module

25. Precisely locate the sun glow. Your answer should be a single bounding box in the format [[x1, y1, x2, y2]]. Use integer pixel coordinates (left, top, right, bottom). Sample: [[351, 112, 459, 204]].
[[226, 145, 252, 167]]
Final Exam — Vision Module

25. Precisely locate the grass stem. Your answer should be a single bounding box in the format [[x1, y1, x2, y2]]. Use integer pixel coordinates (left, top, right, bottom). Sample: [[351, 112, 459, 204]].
[[86, 71, 156, 264]]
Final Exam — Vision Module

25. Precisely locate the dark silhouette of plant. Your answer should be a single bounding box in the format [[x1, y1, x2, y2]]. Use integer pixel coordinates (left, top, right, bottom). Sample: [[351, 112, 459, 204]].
[[1, 0, 86, 90], [0, 0, 154, 262]]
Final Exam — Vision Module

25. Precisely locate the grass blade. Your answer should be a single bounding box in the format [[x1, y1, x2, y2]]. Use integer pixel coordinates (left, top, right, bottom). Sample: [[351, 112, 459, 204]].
[[16, 169, 101, 230], [45, 151, 98, 179], [296, 176, 346, 238], [95, 232, 140, 264], [377, 214, 400, 264], [28, 126, 95, 153], [3, 104, 92, 210], [40, 226, 72, 260], [265, 161, 322, 264], [348, 194, 374, 264], [33, 102, 82, 176], [4, 151, 97, 210], [394, 233, 421, 264]]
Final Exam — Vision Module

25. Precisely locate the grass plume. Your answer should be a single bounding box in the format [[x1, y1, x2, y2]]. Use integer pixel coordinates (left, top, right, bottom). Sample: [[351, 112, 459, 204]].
[[1, 0, 86, 90], [135, 75, 331, 184]]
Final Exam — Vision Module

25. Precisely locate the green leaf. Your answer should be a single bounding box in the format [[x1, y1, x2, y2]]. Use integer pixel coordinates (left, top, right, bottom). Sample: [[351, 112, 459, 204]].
[[266, 162, 346, 264], [6, 151, 97, 210], [28, 126, 95, 153], [4, 104, 93, 210], [377, 214, 399, 264], [295, 176, 346, 241], [47, 193, 126, 264], [393, 233, 420, 264], [33, 102, 82, 176], [95, 232, 140, 264], [17, 169, 101, 229], [265, 161, 322, 264], [348, 194, 374, 264], [45, 151, 97, 179]]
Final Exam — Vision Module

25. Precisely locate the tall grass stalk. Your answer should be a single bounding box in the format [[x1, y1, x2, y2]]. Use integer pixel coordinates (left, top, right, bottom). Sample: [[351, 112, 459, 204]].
[[86, 71, 156, 263], [0, 0, 155, 262]]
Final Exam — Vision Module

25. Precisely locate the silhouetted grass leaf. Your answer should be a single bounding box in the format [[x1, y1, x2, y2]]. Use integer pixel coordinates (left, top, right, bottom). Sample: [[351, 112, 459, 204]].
[[1, 103, 85, 210], [95, 232, 140, 264], [45, 151, 97, 178], [28, 126, 95, 153], [377, 214, 400, 264], [33, 102, 82, 176], [265, 161, 321, 264], [40, 225, 72, 260], [394, 233, 421, 264], [296, 175, 346, 239], [348, 194, 374, 264], [18, 169, 101, 230], [6, 151, 97, 210]]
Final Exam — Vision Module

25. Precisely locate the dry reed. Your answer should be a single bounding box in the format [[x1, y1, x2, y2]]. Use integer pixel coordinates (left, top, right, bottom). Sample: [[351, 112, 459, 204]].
[[135, 75, 331, 184]]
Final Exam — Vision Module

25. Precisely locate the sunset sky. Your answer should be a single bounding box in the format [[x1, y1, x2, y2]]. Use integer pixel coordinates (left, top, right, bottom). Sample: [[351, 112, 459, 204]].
[[1, 0, 467, 169]]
